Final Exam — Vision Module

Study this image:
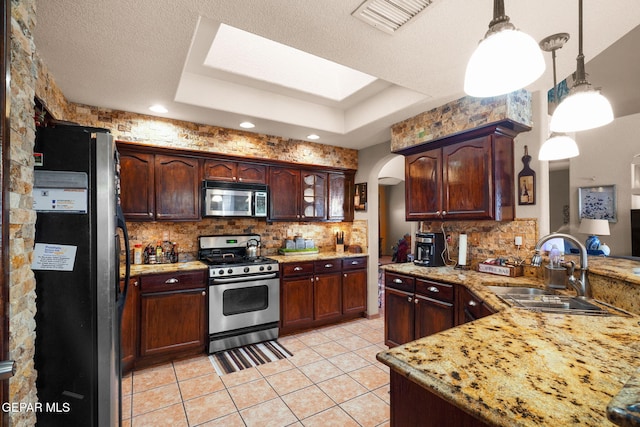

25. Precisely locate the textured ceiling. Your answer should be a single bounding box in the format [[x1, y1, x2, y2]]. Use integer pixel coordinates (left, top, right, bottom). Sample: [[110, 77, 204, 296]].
[[34, 0, 640, 149]]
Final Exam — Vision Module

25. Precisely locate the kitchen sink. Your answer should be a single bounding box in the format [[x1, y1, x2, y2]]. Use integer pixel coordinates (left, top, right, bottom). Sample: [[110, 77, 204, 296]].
[[485, 286, 552, 296], [486, 286, 615, 316]]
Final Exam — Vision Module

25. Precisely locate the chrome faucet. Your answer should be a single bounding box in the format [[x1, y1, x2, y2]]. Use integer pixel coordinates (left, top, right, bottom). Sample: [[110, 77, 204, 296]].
[[531, 233, 591, 298]]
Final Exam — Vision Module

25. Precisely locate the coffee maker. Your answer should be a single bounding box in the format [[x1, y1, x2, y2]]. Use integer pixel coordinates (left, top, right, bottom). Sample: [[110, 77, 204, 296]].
[[414, 232, 446, 267]]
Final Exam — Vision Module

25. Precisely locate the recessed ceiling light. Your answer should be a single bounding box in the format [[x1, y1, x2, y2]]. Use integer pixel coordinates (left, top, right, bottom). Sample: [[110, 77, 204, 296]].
[[239, 121, 255, 129], [307, 134, 320, 140], [149, 104, 168, 113]]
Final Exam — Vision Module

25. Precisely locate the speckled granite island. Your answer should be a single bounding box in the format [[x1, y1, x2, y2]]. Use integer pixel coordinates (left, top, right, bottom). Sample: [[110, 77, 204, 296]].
[[377, 261, 640, 427]]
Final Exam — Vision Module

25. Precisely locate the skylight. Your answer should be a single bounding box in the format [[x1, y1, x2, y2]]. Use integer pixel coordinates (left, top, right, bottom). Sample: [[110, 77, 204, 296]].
[[204, 24, 377, 102]]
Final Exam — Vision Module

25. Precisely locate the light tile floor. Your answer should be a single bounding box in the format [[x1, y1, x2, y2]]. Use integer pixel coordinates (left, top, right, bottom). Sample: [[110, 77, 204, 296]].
[[122, 315, 389, 427]]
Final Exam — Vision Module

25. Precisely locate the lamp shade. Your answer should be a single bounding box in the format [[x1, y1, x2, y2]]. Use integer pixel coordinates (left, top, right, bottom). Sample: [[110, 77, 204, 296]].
[[578, 218, 610, 236], [549, 87, 614, 132], [538, 133, 579, 161], [464, 28, 545, 97]]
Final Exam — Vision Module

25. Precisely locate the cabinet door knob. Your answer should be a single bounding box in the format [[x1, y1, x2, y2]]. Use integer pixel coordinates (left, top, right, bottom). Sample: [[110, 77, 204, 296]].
[[407, 296, 413, 302], [165, 278, 179, 284], [344, 273, 347, 278], [202, 291, 206, 296], [435, 210, 441, 216], [134, 281, 139, 287], [427, 286, 439, 293], [442, 210, 447, 216], [393, 278, 403, 284], [468, 300, 478, 307], [414, 298, 419, 305]]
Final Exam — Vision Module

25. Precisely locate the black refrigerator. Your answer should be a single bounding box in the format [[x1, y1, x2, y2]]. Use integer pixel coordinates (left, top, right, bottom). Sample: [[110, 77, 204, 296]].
[[32, 125, 130, 426]]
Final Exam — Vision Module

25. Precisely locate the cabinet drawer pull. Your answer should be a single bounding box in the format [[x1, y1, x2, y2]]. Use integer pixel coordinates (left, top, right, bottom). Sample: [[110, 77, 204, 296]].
[[407, 296, 413, 303], [164, 278, 179, 284], [324, 263, 333, 268], [350, 261, 359, 265], [468, 300, 478, 307], [393, 278, 403, 284], [294, 266, 303, 271], [427, 286, 439, 293]]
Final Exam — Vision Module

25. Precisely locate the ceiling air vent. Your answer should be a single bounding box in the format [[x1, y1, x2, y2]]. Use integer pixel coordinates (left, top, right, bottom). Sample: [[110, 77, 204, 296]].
[[352, 0, 433, 34]]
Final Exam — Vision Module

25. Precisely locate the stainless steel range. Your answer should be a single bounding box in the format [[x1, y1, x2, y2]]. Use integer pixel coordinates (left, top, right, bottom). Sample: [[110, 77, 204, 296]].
[[198, 234, 280, 353]]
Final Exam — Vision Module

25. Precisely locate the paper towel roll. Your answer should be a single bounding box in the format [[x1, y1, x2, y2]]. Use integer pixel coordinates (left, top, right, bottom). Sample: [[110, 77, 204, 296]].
[[459, 234, 467, 266]]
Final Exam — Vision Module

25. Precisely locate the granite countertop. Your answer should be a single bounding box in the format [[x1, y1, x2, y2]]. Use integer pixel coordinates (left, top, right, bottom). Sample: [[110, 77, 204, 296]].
[[378, 262, 640, 427], [269, 251, 367, 264], [377, 308, 640, 426], [125, 261, 207, 278]]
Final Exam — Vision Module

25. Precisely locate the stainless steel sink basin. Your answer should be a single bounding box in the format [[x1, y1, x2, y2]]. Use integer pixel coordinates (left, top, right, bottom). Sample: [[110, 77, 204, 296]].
[[485, 286, 552, 296], [486, 286, 615, 316]]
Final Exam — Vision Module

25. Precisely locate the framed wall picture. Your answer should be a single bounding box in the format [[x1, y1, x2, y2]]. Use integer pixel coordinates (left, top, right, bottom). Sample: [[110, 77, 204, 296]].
[[578, 185, 617, 223], [517, 145, 535, 205], [354, 183, 367, 211]]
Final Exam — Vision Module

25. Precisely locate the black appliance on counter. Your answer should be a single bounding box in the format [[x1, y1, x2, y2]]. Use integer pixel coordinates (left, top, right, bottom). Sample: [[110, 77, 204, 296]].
[[33, 125, 130, 426], [198, 234, 279, 353], [414, 232, 446, 267]]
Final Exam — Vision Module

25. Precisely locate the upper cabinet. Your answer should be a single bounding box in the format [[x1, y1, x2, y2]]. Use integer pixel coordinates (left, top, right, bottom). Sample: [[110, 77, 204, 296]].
[[403, 124, 517, 221], [117, 142, 355, 223], [269, 167, 354, 222], [203, 159, 266, 184], [118, 145, 200, 221]]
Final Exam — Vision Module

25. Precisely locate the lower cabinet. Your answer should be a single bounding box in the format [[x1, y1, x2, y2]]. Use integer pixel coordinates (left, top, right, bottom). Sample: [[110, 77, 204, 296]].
[[457, 286, 495, 325], [390, 370, 490, 427], [280, 256, 368, 334], [384, 273, 454, 347], [120, 276, 139, 375], [122, 269, 208, 370]]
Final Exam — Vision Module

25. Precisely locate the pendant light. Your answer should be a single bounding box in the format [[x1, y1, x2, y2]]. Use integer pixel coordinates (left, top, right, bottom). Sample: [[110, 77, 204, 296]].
[[464, 0, 545, 97], [538, 33, 579, 161], [549, 0, 613, 132]]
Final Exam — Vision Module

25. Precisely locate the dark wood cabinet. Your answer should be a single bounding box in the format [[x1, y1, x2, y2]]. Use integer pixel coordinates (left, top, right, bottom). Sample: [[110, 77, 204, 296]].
[[281, 261, 315, 330], [342, 256, 367, 315], [301, 171, 327, 220], [137, 270, 207, 367], [280, 256, 368, 335], [328, 172, 355, 222], [154, 154, 201, 221], [269, 167, 301, 220], [119, 151, 155, 220], [390, 370, 490, 427], [203, 159, 266, 184], [119, 145, 201, 221], [384, 273, 454, 347], [120, 276, 139, 375], [456, 286, 495, 325], [403, 124, 517, 221]]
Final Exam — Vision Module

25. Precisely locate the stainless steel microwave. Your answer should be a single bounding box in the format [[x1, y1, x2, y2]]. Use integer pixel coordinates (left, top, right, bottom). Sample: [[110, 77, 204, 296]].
[[202, 181, 268, 217]]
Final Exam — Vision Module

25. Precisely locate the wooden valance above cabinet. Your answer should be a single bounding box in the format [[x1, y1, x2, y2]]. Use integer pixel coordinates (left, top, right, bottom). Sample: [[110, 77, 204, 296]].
[[397, 121, 530, 222]]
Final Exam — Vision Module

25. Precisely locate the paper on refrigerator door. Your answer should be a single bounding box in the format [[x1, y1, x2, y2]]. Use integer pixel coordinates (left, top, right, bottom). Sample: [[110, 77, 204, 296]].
[[32, 243, 77, 271]]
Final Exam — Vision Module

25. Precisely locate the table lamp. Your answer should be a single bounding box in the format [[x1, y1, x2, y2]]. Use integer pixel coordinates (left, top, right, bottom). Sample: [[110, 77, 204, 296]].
[[578, 218, 610, 251]]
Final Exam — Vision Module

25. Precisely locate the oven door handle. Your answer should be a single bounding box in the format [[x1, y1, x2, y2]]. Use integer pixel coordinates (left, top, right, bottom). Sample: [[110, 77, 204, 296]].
[[210, 272, 278, 284]]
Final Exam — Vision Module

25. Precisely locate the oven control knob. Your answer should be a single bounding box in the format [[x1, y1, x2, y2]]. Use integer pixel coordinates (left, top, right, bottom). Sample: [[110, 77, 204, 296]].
[[227, 269, 233, 274], [259, 266, 265, 271], [218, 269, 224, 275], [267, 265, 272, 271], [244, 267, 250, 273]]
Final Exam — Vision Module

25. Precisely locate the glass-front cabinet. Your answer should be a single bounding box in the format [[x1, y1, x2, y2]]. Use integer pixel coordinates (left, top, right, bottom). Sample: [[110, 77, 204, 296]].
[[301, 172, 327, 220]]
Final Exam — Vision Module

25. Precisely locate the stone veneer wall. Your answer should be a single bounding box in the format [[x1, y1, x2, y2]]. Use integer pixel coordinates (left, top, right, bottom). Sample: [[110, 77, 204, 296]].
[[9, 1, 39, 426], [390, 90, 532, 152], [419, 218, 539, 267]]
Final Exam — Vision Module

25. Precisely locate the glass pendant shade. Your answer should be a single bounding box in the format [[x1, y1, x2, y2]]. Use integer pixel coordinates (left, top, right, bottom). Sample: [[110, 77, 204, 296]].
[[464, 28, 545, 97], [549, 86, 614, 132], [538, 133, 579, 161]]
